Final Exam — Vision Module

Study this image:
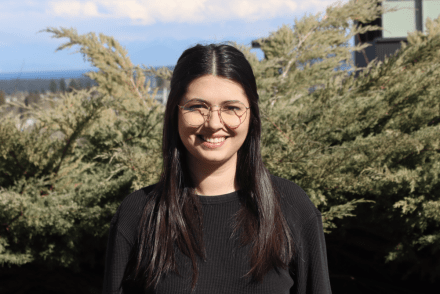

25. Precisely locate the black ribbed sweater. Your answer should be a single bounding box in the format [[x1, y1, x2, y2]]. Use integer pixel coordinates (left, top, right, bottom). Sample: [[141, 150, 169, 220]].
[[102, 175, 332, 293]]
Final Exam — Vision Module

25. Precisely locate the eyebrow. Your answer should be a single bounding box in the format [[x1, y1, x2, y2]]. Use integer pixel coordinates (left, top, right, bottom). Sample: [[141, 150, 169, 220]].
[[183, 98, 242, 105]]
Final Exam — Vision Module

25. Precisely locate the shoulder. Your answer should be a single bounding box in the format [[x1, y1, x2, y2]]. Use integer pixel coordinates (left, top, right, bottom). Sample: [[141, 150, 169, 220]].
[[111, 183, 158, 243], [270, 174, 321, 225]]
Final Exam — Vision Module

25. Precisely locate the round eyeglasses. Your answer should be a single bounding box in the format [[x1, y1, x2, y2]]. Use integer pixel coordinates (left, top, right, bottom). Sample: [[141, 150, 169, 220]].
[[178, 99, 250, 129]]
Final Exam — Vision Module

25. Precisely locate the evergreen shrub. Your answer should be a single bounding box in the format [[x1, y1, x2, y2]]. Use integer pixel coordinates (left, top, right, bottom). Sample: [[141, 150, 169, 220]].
[[1, 1, 439, 293]]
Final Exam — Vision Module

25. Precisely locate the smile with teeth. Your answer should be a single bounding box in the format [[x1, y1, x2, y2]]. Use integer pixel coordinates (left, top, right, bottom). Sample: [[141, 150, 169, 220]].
[[200, 136, 227, 143]]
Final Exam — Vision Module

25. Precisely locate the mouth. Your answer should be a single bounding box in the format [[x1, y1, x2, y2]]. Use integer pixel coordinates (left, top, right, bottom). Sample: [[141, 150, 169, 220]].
[[197, 135, 229, 143]]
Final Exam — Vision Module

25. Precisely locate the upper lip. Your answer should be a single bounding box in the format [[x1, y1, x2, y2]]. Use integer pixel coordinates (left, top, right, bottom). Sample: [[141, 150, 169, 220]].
[[199, 134, 229, 138]]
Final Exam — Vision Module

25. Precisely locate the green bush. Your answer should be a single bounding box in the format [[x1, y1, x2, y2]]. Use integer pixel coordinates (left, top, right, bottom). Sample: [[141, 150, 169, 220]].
[[1, 1, 439, 293]]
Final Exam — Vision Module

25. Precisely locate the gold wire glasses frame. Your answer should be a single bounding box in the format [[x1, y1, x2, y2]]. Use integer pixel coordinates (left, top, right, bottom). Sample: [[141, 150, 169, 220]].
[[178, 99, 250, 129]]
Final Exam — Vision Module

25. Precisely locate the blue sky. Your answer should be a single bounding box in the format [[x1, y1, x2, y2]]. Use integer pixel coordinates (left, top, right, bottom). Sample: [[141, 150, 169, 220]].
[[0, 0, 349, 74]]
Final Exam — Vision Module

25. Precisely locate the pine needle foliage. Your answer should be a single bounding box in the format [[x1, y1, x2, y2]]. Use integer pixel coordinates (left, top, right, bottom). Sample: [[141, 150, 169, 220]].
[[245, 0, 440, 283], [1, 0, 439, 291], [0, 28, 165, 271], [0, 90, 6, 106]]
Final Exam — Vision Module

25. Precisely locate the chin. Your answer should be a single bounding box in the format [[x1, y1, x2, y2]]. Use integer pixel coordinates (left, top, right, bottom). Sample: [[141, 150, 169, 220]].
[[192, 150, 236, 165], [198, 154, 231, 164]]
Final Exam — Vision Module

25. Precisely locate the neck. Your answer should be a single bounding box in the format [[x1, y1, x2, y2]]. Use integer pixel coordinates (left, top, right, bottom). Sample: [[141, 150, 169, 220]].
[[187, 154, 238, 196]]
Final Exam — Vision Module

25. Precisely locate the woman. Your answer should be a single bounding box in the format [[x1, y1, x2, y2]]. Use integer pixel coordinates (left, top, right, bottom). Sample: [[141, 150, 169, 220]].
[[102, 44, 332, 294]]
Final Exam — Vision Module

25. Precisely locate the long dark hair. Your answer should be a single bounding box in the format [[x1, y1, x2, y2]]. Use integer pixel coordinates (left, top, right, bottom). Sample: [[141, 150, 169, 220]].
[[123, 43, 295, 292]]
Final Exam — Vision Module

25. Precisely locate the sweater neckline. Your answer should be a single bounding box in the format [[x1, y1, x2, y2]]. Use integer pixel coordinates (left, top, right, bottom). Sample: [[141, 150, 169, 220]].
[[198, 190, 240, 205]]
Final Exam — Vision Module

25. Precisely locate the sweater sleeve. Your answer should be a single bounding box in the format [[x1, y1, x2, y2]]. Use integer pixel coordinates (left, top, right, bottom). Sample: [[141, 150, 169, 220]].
[[102, 215, 133, 294], [291, 214, 332, 294]]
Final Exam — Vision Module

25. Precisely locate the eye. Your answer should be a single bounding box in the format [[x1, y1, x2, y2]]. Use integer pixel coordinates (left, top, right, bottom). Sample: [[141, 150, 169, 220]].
[[194, 104, 207, 109], [184, 103, 208, 111], [222, 103, 246, 113], [225, 106, 241, 111]]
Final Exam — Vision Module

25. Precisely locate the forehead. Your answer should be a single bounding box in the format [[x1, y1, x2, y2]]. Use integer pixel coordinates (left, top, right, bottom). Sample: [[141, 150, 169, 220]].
[[181, 75, 248, 105]]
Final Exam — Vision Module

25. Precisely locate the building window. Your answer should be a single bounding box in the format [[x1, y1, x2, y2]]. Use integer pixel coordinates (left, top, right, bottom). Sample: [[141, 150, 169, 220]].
[[383, 0, 417, 38], [423, 0, 440, 32], [383, 0, 440, 37]]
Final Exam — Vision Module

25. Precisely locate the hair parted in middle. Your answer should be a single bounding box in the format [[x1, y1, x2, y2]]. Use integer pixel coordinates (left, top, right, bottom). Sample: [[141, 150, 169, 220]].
[[122, 43, 295, 293]]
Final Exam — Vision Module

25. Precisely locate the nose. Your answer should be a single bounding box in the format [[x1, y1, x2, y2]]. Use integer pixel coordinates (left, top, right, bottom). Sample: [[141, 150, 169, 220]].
[[205, 105, 224, 129]]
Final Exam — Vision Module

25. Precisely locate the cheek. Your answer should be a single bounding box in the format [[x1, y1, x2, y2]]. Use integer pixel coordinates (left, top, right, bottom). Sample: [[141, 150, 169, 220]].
[[241, 113, 251, 138], [178, 114, 196, 149], [177, 115, 189, 148], [178, 113, 187, 136]]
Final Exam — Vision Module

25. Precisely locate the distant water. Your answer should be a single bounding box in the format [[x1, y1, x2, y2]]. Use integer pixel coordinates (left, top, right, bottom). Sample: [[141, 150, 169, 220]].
[[0, 66, 175, 94], [0, 69, 98, 80]]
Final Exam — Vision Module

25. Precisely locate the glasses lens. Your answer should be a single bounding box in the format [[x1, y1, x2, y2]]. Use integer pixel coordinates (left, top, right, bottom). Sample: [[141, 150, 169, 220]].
[[181, 101, 209, 126], [221, 101, 247, 127], [181, 101, 248, 127]]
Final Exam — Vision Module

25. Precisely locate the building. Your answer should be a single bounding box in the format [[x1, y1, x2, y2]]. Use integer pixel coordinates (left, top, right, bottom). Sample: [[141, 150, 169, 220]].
[[355, 0, 440, 68], [251, 1, 440, 70]]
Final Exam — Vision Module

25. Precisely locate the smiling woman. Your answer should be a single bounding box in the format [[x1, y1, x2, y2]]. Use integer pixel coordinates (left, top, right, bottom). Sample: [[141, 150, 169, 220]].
[[177, 75, 251, 191], [102, 44, 332, 294]]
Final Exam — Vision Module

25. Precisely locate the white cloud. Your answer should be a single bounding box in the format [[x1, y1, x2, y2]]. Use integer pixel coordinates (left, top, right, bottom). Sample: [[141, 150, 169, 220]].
[[47, 0, 342, 24], [299, 0, 344, 11], [49, 1, 100, 18], [83, 1, 100, 16]]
